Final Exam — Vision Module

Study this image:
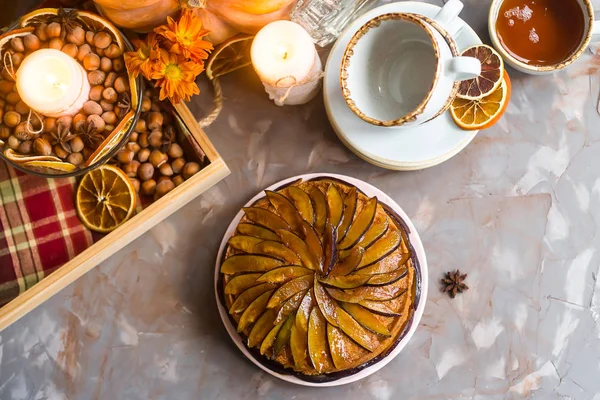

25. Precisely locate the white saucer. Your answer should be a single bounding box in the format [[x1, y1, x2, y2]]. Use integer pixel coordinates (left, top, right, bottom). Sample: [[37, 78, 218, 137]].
[[324, 2, 483, 171], [214, 173, 428, 387]]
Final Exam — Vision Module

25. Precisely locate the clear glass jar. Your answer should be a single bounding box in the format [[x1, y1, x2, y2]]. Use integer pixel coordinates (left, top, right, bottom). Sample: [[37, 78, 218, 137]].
[[291, 0, 379, 47]]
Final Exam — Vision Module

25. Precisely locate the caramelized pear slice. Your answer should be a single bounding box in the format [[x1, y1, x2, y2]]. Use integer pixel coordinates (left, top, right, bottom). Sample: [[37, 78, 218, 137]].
[[267, 275, 313, 308], [339, 197, 377, 250], [354, 257, 402, 276], [276, 229, 319, 271], [290, 321, 310, 370], [319, 274, 371, 289], [253, 241, 302, 265], [326, 184, 344, 229], [308, 308, 334, 373], [301, 220, 323, 272], [224, 273, 262, 295], [358, 299, 401, 317], [366, 267, 408, 286], [313, 278, 340, 327], [243, 207, 290, 232], [296, 289, 314, 333], [275, 290, 307, 324], [357, 229, 401, 268], [357, 214, 389, 249], [322, 223, 338, 276], [309, 187, 327, 235], [250, 308, 279, 348], [336, 308, 379, 352], [327, 324, 365, 370], [257, 266, 312, 284], [327, 277, 408, 303], [329, 246, 364, 276], [266, 190, 304, 235], [286, 186, 314, 225], [337, 187, 357, 242], [340, 302, 391, 336], [274, 313, 295, 356], [229, 283, 276, 314], [259, 318, 282, 355], [228, 235, 263, 253], [238, 289, 274, 332], [221, 254, 284, 274], [237, 223, 280, 242]]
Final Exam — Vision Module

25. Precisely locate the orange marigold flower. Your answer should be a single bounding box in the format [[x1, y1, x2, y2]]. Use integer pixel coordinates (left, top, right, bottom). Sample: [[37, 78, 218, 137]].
[[124, 33, 160, 79], [155, 9, 213, 63], [151, 50, 204, 104]]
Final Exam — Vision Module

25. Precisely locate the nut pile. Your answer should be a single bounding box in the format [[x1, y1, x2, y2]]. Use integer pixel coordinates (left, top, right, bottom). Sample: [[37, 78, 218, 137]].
[[0, 9, 133, 170], [113, 86, 202, 201]]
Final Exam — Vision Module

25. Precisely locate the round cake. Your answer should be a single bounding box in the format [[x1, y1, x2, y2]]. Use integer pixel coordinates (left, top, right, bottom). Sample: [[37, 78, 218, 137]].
[[220, 177, 417, 376]]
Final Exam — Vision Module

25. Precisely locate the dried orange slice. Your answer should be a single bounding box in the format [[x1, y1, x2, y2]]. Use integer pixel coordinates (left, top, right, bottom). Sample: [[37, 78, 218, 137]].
[[206, 34, 253, 80], [19, 8, 58, 27], [76, 164, 137, 233], [451, 70, 511, 131], [457, 44, 504, 100], [22, 160, 78, 174]]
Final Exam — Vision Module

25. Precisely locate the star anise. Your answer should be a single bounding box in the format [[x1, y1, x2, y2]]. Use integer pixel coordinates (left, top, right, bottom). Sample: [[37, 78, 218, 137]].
[[116, 92, 131, 119], [441, 270, 468, 299], [77, 121, 104, 148], [50, 7, 80, 37], [51, 123, 76, 153], [161, 125, 176, 153]]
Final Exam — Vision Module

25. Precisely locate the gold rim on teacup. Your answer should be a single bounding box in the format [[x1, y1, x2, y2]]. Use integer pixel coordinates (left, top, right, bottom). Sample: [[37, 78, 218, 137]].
[[488, 0, 595, 73], [340, 13, 441, 127]]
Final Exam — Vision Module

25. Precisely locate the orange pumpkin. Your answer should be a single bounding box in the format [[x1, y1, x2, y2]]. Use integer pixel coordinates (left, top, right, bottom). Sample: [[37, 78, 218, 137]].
[[93, 0, 180, 32]]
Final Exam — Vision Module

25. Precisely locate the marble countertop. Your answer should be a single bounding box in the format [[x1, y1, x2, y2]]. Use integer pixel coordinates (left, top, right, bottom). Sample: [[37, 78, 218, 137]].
[[2, 0, 600, 398]]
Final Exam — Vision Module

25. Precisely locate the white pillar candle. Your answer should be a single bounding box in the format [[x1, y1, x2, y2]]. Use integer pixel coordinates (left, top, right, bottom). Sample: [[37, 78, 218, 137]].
[[251, 21, 323, 106], [16, 49, 90, 118]]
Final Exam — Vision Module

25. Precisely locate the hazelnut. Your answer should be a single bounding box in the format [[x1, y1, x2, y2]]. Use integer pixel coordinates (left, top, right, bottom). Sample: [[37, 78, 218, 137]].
[[14, 122, 33, 141], [117, 149, 135, 164], [127, 142, 141, 154], [4, 111, 21, 127], [77, 44, 92, 62], [35, 23, 48, 41], [61, 43, 78, 58], [19, 140, 32, 155], [7, 135, 20, 150], [73, 113, 87, 130], [122, 160, 140, 178], [146, 112, 163, 131], [138, 132, 149, 148], [89, 85, 104, 101], [149, 150, 168, 168], [100, 57, 112, 73], [130, 178, 140, 193], [0, 124, 10, 140], [33, 138, 52, 156], [182, 162, 200, 179], [138, 162, 155, 181], [83, 101, 103, 116], [141, 97, 152, 112], [85, 31, 95, 46], [112, 58, 124, 72], [130, 132, 139, 142], [10, 38, 24, 53], [69, 136, 84, 153], [102, 87, 118, 103], [137, 148, 151, 163], [83, 53, 100, 71], [114, 76, 129, 94], [54, 145, 69, 159], [148, 130, 163, 148], [67, 152, 84, 166], [135, 119, 147, 133], [95, 47, 105, 57], [155, 180, 175, 200], [105, 124, 115, 132], [88, 71, 106, 86], [66, 26, 85, 46], [6, 91, 20, 105], [49, 38, 64, 50], [15, 101, 29, 115], [82, 147, 93, 160], [159, 163, 174, 177], [105, 72, 117, 87], [87, 114, 106, 132], [173, 175, 184, 187], [94, 32, 112, 49], [11, 53, 23, 67], [100, 100, 114, 112], [2, 68, 15, 82], [46, 22, 62, 39], [102, 111, 117, 125], [141, 179, 157, 196], [44, 117, 57, 133], [168, 143, 184, 159], [171, 158, 185, 174], [0, 80, 14, 94], [104, 43, 122, 59], [23, 34, 40, 52], [57, 116, 73, 129]]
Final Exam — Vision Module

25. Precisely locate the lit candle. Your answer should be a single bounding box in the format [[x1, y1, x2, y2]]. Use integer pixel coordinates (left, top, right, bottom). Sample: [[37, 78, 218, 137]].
[[251, 21, 323, 106], [16, 49, 90, 118]]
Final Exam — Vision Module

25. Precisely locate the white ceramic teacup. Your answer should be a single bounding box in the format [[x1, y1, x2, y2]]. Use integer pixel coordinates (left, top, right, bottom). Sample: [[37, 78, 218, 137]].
[[340, 1, 481, 128], [488, 0, 600, 74]]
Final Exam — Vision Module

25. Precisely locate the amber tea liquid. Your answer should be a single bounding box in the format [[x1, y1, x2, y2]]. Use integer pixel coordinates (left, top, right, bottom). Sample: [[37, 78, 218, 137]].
[[496, 0, 586, 66]]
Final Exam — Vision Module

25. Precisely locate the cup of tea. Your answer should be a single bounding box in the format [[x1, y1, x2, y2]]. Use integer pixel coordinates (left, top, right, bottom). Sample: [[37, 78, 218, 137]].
[[340, 3, 481, 128], [489, 0, 600, 74]]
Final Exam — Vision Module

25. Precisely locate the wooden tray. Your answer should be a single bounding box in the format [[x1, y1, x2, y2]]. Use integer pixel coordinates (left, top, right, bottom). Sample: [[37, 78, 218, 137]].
[[0, 102, 230, 331]]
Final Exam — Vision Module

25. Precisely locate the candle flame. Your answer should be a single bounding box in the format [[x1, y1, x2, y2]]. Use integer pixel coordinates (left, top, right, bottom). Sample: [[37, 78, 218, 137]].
[[46, 73, 67, 92], [275, 44, 289, 60]]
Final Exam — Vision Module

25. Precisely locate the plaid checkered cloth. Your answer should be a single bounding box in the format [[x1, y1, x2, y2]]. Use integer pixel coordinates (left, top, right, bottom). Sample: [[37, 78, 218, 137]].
[[0, 162, 94, 306]]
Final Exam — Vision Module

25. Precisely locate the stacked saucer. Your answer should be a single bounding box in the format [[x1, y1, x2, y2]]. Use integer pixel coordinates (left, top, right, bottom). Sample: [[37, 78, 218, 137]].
[[324, 1, 483, 171]]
